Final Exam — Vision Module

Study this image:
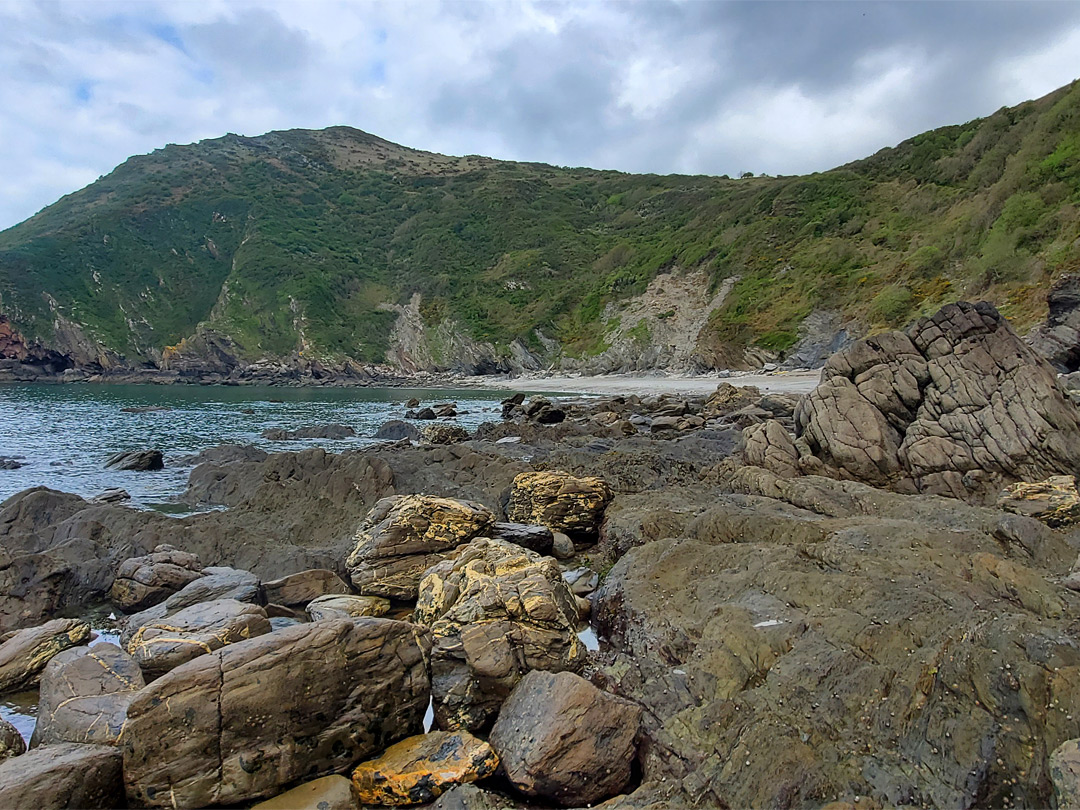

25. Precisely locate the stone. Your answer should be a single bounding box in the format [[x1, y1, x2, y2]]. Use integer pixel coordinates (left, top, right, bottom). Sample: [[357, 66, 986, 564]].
[[345, 495, 496, 600], [1028, 273, 1080, 371], [998, 475, 1080, 527], [505, 471, 613, 538], [109, 544, 205, 612], [263, 568, 351, 608], [415, 538, 586, 731], [252, 775, 357, 810], [1051, 739, 1080, 810], [703, 383, 761, 419], [307, 594, 391, 621], [31, 642, 145, 747], [0, 717, 25, 760], [741, 420, 800, 478], [122, 618, 430, 808], [0, 618, 91, 694], [551, 532, 575, 560], [261, 424, 356, 440], [0, 743, 124, 809], [91, 488, 130, 504], [423, 424, 470, 445], [406, 398, 421, 408], [105, 449, 164, 471], [489, 670, 641, 806], [432, 784, 527, 810], [376, 419, 422, 442], [416, 407, 437, 420], [125, 598, 272, 678], [489, 522, 554, 554], [351, 730, 498, 805]]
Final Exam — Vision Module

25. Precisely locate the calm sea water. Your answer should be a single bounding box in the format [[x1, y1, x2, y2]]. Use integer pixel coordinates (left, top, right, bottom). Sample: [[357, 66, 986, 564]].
[[0, 383, 514, 508]]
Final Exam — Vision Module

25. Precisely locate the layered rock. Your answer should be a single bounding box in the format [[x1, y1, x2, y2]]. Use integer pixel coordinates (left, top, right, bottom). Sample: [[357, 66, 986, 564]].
[[505, 471, 613, 538], [263, 568, 350, 608], [0, 743, 124, 809], [109, 544, 205, 611], [998, 475, 1080, 527], [0, 618, 90, 693], [307, 594, 390, 621]]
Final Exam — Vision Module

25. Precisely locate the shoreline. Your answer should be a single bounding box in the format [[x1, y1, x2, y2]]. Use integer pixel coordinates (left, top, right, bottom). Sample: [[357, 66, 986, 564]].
[[464, 369, 822, 397]]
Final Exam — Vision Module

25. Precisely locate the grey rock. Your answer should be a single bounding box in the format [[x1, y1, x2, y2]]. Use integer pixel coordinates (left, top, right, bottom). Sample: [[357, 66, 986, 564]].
[[0, 743, 123, 809], [104, 450, 163, 471]]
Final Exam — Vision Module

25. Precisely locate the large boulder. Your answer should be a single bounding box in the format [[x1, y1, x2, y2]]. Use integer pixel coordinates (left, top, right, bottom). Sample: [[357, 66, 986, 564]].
[[489, 670, 641, 806], [351, 730, 499, 805], [345, 495, 496, 600], [0, 618, 91, 694], [0, 743, 124, 809], [109, 544, 205, 611], [0, 717, 25, 760], [505, 471, 613, 538], [422, 424, 471, 445], [263, 568, 351, 608], [415, 538, 586, 731], [122, 617, 431, 808], [31, 642, 145, 747], [375, 420, 422, 442]]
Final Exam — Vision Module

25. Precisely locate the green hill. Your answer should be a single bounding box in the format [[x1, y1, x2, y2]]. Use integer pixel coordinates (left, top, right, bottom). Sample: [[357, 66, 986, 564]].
[[2, 80, 1079, 374]]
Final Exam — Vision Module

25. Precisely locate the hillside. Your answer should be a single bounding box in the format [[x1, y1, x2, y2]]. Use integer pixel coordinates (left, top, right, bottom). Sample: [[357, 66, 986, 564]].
[[1, 80, 1079, 378]]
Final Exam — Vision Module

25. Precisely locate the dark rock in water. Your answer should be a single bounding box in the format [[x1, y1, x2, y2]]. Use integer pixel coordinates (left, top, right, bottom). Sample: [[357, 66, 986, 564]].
[[0, 456, 24, 470], [121, 618, 431, 808], [104, 450, 163, 471], [506, 471, 613, 538], [176, 444, 268, 466], [415, 407, 437, 420], [0, 618, 91, 694], [109, 544, 205, 612], [489, 670, 641, 806], [0, 742, 124, 809], [405, 398, 421, 408], [120, 405, 172, 414], [422, 423, 470, 445], [433, 402, 459, 418], [31, 642, 145, 747], [90, 488, 130, 504], [263, 568, 350, 608], [374, 419, 421, 442], [0, 717, 25, 760], [261, 424, 356, 440], [501, 393, 525, 419], [490, 522, 554, 554]]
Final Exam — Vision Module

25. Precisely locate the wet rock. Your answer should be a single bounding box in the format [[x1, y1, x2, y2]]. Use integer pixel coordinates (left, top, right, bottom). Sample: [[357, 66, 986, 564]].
[[501, 393, 525, 419], [1051, 739, 1080, 809], [109, 544, 205, 612], [405, 398, 421, 408], [0, 618, 91, 694], [1028, 273, 1080, 371], [351, 730, 498, 805], [307, 594, 391, 621], [563, 567, 599, 597], [506, 471, 613, 538], [261, 424, 356, 441], [489, 522, 554, 554], [415, 407, 437, 420], [252, 775, 357, 810], [90, 488, 130, 504], [376, 420, 422, 442], [122, 618, 431, 808], [489, 670, 641, 807], [345, 495, 496, 600], [263, 568, 350, 608], [105, 449, 163, 471], [999, 475, 1080, 527], [415, 538, 586, 731], [0, 456, 24, 470], [31, 642, 145, 747], [0, 717, 25, 760], [433, 403, 459, 418], [0, 743, 124, 809], [423, 424, 470, 445]]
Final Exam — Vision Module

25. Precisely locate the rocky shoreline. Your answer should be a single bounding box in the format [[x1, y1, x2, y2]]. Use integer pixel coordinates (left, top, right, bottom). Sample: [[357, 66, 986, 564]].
[[6, 300, 1080, 808]]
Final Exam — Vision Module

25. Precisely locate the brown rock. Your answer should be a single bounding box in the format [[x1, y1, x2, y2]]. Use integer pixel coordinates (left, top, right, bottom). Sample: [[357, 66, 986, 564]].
[[422, 424, 470, 445], [263, 568, 351, 608], [252, 775, 358, 810], [351, 730, 498, 805], [0, 742, 124, 809], [703, 383, 761, 419], [0, 717, 25, 760], [741, 421, 800, 478], [1051, 738, 1080, 810], [999, 475, 1080, 527], [109, 544, 205, 612], [0, 618, 91, 694], [489, 670, 641, 806], [506, 471, 612, 538], [307, 594, 391, 621]]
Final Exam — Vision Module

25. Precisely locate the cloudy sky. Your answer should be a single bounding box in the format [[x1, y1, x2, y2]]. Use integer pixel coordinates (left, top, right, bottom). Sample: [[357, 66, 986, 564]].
[[1, 0, 1079, 230]]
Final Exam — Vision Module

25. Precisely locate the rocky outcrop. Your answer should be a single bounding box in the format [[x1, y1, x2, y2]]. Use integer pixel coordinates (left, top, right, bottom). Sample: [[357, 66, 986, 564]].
[[351, 730, 499, 805], [0, 618, 90, 694], [263, 568, 350, 607], [307, 593, 391, 621], [109, 544, 206, 611], [0, 717, 25, 760], [741, 420, 801, 478], [122, 617, 431, 808], [0, 743, 124, 808], [505, 471, 613, 538], [415, 538, 586, 731], [375, 420, 422, 442], [489, 670, 641, 806], [104, 450, 164, 471], [1028, 273, 1080, 371], [489, 522, 554, 554]]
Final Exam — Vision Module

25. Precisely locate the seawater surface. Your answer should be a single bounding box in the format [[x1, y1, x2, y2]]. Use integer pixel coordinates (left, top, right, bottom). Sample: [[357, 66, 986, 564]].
[[0, 382, 513, 507]]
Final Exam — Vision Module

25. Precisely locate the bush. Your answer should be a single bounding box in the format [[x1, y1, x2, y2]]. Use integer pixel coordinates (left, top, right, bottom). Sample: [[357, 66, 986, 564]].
[[869, 286, 915, 326]]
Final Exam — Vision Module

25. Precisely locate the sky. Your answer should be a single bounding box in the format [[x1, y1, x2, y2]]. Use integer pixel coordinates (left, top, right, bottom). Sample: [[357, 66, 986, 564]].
[[1, 0, 1079, 231]]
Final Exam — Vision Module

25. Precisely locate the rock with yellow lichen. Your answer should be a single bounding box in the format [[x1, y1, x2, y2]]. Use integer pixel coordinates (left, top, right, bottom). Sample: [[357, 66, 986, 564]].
[[415, 538, 586, 731], [352, 730, 498, 805], [0, 617, 91, 694], [346, 495, 496, 600], [998, 475, 1080, 527], [307, 593, 391, 621], [505, 471, 612, 538]]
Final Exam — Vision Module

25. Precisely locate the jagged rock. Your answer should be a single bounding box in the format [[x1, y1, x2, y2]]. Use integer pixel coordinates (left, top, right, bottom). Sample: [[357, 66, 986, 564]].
[[109, 544, 205, 612], [376, 420, 422, 441], [307, 594, 391, 621], [0, 717, 25, 760], [122, 618, 431, 808], [31, 642, 145, 747], [104, 450, 163, 471], [489, 522, 554, 554], [345, 495, 496, 599], [351, 730, 498, 805], [433, 403, 459, 418], [252, 775, 357, 810], [741, 421, 800, 477], [0, 618, 91, 694], [125, 598, 271, 678], [490, 670, 641, 807], [1051, 739, 1080, 809], [423, 424, 470, 445], [650, 416, 681, 433], [703, 383, 761, 419], [0, 743, 124, 809], [501, 393, 525, 419], [999, 475, 1080, 527], [1028, 273, 1080, 371], [415, 538, 586, 731], [263, 568, 350, 608], [563, 567, 599, 596], [506, 471, 613, 538], [261, 424, 356, 440]]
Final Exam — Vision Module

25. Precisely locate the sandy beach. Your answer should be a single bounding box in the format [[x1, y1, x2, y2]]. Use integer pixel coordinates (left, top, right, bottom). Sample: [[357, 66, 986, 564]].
[[468, 369, 822, 397]]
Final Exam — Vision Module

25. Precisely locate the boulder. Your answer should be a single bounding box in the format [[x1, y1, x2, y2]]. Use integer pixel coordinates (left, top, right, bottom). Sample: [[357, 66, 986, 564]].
[[1051, 739, 1080, 810], [489, 522, 554, 554], [0, 717, 25, 760], [104, 450, 164, 471], [505, 471, 613, 538], [261, 424, 356, 440], [345, 495, 496, 600], [998, 475, 1080, 527], [741, 420, 800, 478], [0, 618, 91, 694], [415, 538, 586, 731], [252, 775, 357, 810], [415, 407, 437, 420], [423, 424, 470, 445], [109, 544, 205, 612], [91, 488, 130, 504], [122, 617, 431, 808], [0, 456, 24, 470], [307, 594, 391, 621], [0, 743, 124, 809], [263, 568, 351, 608], [125, 598, 271, 678], [31, 642, 145, 747], [376, 420, 422, 442], [551, 532, 575, 560], [351, 730, 499, 805], [490, 670, 641, 806], [703, 383, 761, 419]]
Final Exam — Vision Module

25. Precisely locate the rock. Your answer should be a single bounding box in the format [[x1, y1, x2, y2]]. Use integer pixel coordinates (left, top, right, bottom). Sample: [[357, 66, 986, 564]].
[[423, 424, 470, 445], [489, 522, 554, 554], [563, 567, 599, 597], [252, 775, 357, 810], [109, 544, 206, 612], [501, 393, 525, 418], [1051, 739, 1080, 809], [307, 594, 391, 621], [0, 743, 124, 808], [125, 598, 271, 678], [405, 398, 421, 408], [122, 618, 431, 808], [998, 475, 1080, 527], [703, 383, 761, 419], [345, 495, 496, 600], [104, 449, 164, 471], [90, 488, 130, 504], [432, 784, 527, 810], [263, 568, 350, 608], [415, 538, 586, 731], [262, 424, 357, 440], [1028, 273, 1080, 371], [351, 730, 499, 805], [0, 456, 24, 470], [551, 531, 575, 560], [489, 670, 641, 806], [376, 420, 422, 442], [0, 618, 91, 694], [31, 642, 145, 747], [741, 421, 800, 478], [433, 403, 459, 418], [0, 717, 25, 760], [506, 471, 613, 538], [416, 407, 437, 420], [650, 416, 681, 433]]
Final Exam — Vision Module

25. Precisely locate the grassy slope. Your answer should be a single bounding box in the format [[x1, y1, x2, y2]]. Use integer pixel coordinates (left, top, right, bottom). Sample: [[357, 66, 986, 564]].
[[1, 81, 1078, 367]]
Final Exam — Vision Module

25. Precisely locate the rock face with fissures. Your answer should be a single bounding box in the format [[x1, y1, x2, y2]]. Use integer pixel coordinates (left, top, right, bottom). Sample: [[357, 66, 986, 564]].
[[505, 471, 612, 537]]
